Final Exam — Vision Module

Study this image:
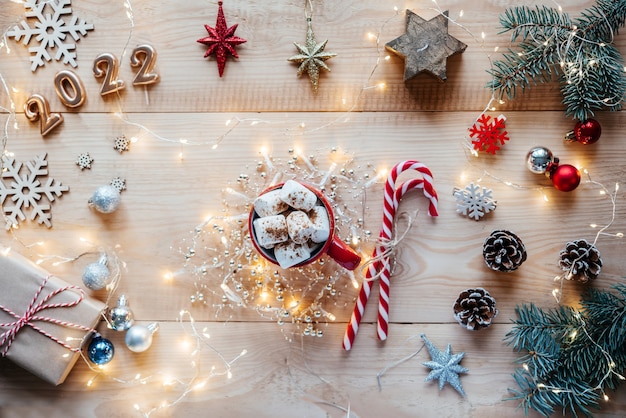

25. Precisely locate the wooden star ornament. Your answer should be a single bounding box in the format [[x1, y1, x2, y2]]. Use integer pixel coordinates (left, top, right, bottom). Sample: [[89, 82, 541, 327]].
[[288, 18, 337, 92], [386, 10, 467, 82], [197, 1, 246, 77]]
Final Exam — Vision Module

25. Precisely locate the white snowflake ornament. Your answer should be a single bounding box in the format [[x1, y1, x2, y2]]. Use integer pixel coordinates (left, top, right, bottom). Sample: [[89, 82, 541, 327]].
[[76, 152, 94, 170], [0, 153, 69, 229], [110, 177, 126, 193], [113, 135, 130, 153], [453, 182, 496, 221], [7, 0, 94, 71]]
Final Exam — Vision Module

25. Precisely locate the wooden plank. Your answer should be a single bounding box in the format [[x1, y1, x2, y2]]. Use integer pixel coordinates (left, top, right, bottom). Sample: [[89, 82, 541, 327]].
[[1, 322, 625, 417], [2, 111, 624, 326], [0, 0, 613, 113]]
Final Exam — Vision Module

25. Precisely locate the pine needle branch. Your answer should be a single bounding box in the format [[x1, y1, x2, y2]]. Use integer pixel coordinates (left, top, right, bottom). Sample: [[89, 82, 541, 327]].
[[487, 0, 626, 120], [506, 285, 626, 417]]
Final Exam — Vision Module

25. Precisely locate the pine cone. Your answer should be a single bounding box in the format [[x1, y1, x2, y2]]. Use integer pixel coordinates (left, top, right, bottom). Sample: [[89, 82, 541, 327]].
[[453, 288, 498, 330], [483, 230, 527, 272], [558, 239, 602, 283]]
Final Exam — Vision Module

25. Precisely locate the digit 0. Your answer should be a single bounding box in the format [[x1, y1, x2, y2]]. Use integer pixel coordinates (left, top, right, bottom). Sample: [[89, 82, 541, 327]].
[[54, 70, 86, 108]]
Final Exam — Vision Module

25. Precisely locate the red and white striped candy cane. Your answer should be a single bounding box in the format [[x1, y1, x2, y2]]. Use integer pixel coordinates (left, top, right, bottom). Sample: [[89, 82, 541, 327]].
[[343, 161, 438, 351]]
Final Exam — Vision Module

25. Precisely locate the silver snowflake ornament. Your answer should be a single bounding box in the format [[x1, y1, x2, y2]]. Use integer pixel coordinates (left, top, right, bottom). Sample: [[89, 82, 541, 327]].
[[110, 177, 126, 193], [421, 334, 468, 397], [75, 152, 94, 170], [0, 153, 69, 229], [7, 0, 94, 72], [453, 182, 496, 221], [113, 135, 130, 153]]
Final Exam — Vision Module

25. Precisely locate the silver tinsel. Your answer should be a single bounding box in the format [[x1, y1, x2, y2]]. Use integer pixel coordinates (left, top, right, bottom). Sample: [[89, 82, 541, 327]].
[[88, 185, 121, 214]]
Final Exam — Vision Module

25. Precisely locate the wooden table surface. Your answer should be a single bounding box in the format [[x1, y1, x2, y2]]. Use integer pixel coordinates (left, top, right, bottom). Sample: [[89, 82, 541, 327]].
[[1, 0, 625, 416]]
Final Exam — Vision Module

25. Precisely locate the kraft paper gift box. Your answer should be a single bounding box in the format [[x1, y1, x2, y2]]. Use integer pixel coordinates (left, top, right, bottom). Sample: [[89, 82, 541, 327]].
[[0, 248, 105, 385]]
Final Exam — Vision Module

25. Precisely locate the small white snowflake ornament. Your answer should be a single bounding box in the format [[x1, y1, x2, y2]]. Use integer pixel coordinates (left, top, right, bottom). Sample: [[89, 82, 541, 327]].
[[76, 152, 94, 170], [0, 153, 69, 229], [110, 177, 126, 192], [7, 0, 94, 71], [453, 182, 496, 221], [113, 135, 130, 153]]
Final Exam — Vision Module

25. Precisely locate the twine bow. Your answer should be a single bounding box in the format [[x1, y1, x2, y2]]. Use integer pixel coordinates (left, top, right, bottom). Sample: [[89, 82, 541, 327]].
[[0, 275, 93, 357], [360, 210, 418, 284]]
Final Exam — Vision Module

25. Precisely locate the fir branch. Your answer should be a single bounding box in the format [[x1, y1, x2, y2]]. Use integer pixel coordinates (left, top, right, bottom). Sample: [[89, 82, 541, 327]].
[[506, 285, 626, 417], [487, 0, 626, 120]]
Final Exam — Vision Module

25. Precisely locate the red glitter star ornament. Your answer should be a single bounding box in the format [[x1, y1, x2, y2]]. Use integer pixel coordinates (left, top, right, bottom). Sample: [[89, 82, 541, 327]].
[[197, 1, 246, 77]]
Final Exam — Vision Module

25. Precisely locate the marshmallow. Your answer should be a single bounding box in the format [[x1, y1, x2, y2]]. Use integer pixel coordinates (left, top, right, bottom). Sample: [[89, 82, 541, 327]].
[[286, 211, 315, 244], [253, 189, 289, 218], [274, 241, 311, 269], [279, 180, 317, 211], [308, 206, 330, 243], [252, 215, 288, 249]]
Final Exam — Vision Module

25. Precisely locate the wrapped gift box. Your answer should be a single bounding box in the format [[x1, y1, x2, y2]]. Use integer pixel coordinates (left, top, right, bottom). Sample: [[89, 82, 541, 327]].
[[0, 248, 105, 385]]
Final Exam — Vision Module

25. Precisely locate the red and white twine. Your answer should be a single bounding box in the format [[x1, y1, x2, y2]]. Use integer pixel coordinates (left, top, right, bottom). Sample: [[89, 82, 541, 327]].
[[0, 275, 94, 357], [343, 161, 438, 351]]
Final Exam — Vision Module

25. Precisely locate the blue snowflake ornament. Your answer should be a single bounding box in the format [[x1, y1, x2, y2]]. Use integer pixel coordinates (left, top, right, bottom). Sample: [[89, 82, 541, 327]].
[[421, 334, 468, 397]]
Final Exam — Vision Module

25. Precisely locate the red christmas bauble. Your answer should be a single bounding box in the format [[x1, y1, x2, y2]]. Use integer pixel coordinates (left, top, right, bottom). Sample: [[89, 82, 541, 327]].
[[574, 119, 601, 144], [551, 164, 581, 192]]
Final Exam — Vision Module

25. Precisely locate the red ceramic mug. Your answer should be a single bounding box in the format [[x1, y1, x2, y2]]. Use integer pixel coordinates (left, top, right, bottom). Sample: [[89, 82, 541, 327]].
[[248, 181, 362, 270]]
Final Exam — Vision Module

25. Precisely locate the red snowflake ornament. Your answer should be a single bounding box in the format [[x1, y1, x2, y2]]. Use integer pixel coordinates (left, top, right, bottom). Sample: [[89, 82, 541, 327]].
[[469, 114, 509, 155], [197, 1, 246, 77]]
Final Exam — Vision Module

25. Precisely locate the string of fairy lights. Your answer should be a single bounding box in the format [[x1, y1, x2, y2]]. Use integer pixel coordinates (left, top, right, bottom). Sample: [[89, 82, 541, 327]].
[[0, 0, 624, 415]]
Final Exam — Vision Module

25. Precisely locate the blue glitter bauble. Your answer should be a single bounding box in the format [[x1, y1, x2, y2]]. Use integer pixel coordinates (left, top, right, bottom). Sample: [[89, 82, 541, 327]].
[[87, 335, 114, 365]]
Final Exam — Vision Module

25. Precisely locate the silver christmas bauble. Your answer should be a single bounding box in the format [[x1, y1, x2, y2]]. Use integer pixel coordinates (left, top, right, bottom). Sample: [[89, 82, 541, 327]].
[[526, 146, 555, 174], [109, 294, 134, 331], [125, 322, 159, 353], [88, 185, 121, 214], [82, 261, 111, 290]]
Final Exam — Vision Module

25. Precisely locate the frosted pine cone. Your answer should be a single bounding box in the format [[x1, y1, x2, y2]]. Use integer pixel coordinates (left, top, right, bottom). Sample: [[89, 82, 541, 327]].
[[453, 288, 498, 330], [558, 239, 602, 283], [483, 230, 527, 272]]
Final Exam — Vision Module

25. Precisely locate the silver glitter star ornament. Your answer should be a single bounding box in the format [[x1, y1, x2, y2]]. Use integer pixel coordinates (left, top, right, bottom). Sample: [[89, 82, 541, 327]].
[[421, 334, 468, 397]]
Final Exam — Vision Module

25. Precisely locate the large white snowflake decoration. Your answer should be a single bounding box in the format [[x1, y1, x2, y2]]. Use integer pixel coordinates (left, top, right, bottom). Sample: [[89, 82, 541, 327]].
[[453, 182, 496, 221], [176, 147, 384, 340], [7, 0, 94, 71], [0, 153, 69, 229]]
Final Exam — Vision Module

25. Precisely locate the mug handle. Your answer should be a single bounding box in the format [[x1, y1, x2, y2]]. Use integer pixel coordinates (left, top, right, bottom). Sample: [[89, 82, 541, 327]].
[[327, 237, 361, 270]]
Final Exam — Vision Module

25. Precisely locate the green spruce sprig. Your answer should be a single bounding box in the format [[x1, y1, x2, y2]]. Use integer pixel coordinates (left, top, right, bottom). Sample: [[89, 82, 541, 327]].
[[505, 284, 626, 417], [488, 0, 626, 120]]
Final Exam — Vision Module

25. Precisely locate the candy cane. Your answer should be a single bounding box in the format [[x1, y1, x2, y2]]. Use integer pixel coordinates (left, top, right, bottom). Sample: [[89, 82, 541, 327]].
[[343, 161, 438, 351]]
